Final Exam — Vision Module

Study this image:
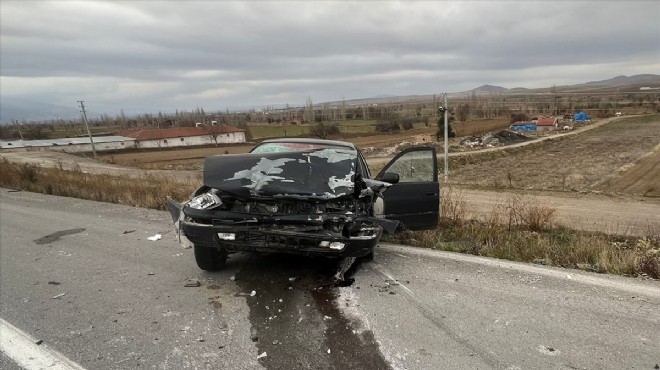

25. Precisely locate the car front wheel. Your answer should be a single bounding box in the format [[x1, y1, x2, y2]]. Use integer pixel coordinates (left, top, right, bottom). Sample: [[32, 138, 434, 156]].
[[194, 244, 227, 271]]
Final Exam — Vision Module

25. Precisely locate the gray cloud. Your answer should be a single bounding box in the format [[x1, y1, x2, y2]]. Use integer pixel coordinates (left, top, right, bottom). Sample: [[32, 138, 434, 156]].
[[1, 0, 658, 116]]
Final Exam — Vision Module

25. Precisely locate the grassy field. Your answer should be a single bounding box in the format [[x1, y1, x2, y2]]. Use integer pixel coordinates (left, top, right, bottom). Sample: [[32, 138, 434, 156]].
[[450, 115, 660, 196], [98, 117, 511, 170]]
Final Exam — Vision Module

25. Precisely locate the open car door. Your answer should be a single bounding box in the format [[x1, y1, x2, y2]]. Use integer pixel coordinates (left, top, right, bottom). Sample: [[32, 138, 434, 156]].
[[375, 147, 439, 230]]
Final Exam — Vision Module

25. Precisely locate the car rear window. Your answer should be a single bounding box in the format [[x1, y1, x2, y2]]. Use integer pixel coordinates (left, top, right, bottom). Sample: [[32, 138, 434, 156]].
[[251, 142, 350, 153]]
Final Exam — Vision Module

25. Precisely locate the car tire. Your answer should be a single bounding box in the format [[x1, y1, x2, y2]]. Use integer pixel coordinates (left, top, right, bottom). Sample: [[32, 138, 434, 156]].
[[360, 250, 374, 262], [194, 244, 227, 271]]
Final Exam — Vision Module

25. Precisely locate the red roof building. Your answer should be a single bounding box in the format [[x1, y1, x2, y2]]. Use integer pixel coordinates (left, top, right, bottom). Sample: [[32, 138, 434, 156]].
[[536, 117, 558, 126], [117, 125, 246, 148], [118, 125, 244, 141]]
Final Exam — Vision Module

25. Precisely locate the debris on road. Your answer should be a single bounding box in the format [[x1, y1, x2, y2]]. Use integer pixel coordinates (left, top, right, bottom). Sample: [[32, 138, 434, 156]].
[[257, 352, 267, 359], [250, 290, 256, 297], [35, 339, 43, 345], [537, 345, 560, 356], [184, 278, 200, 287], [52, 293, 66, 299], [229, 275, 236, 281], [250, 328, 259, 342], [47, 281, 60, 285], [459, 130, 530, 148], [333, 257, 356, 283], [147, 234, 162, 241], [122, 230, 136, 235], [147, 272, 155, 276]]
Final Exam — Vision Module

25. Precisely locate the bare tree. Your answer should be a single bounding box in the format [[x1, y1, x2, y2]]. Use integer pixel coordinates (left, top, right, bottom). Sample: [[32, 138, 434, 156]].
[[206, 125, 225, 147], [304, 97, 314, 124]]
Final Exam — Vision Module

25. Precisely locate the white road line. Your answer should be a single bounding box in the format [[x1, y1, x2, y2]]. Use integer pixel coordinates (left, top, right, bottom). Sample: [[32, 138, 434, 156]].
[[0, 318, 86, 370]]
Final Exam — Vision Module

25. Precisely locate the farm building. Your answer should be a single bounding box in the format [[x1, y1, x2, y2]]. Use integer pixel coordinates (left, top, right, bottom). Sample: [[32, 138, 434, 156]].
[[0, 136, 135, 153], [536, 117, 559, 132], [118, 125, 246, 149]]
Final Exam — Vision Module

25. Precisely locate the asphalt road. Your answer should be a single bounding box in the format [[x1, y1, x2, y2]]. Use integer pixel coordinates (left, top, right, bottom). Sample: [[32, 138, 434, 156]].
[[1, 189, 659, 369]]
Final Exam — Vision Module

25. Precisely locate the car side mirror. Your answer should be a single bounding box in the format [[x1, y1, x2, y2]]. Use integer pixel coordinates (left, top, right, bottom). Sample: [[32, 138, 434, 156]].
[[380, 172, 400, 184]]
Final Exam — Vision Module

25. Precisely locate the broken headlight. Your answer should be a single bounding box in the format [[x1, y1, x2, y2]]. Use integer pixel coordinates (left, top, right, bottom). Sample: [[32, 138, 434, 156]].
[[188, 192, 222, 210]]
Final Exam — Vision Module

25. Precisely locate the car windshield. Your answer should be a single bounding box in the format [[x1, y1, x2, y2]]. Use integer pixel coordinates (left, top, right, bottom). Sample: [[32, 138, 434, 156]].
[[251, 142, 351, 154]]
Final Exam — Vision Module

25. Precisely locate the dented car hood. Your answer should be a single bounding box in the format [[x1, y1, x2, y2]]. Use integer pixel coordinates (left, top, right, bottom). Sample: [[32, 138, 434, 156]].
[[203, 148, 358, 200]]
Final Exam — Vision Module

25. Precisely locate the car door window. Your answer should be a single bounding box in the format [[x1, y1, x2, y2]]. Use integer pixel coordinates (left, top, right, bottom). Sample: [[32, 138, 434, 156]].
[[384, 150, 435, 183]]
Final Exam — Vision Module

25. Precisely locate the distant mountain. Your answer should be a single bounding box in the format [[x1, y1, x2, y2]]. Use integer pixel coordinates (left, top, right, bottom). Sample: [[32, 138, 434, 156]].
[[456, 74, 660, 96], [0, 97, 101, 123], [471, 85, 509, 93], [581, 74, 660, 87], [3, 74, 658, 122]]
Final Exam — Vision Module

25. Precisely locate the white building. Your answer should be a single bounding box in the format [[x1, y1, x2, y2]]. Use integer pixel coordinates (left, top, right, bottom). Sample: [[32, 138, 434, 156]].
[[0, 136, 135, 153], [118, 126, 246, 149]]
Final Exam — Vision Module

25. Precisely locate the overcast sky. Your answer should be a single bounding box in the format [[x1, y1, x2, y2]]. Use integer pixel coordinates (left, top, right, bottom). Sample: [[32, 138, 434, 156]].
[[1, 0, 659, 115]]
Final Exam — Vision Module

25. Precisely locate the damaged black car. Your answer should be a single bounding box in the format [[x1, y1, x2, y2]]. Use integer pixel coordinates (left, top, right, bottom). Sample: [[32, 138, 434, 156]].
[[167, 138, 439, 271]]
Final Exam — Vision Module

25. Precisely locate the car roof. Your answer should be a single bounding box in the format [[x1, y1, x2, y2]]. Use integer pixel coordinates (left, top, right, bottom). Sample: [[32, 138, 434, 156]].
[[258, 137, 357, 150]]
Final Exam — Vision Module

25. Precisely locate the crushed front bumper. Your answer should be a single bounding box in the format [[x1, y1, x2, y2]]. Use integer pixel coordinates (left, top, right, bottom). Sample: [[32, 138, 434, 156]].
[[167, 197, 385, 258]]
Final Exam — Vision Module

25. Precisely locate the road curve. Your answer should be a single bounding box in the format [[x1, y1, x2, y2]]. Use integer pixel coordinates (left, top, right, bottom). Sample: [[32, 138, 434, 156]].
[[1, 189, 659, 369]]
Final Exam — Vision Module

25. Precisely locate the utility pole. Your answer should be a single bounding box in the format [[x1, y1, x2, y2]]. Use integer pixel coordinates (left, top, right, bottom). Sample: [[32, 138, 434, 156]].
[[439, 93, 449, 182], [77, 100, 97, 159], [14, 120, 24, 140]]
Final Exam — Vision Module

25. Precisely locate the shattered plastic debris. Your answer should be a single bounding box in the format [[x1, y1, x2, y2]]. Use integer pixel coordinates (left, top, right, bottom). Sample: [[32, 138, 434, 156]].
[[184, 278, 201, 287], [52, 293, 66, 299], [333, 257, 357, 283], [257, 352, 267, 359], [537, 345, 560, 356], [250, 290, 256, 297], [147, 234, 162, 241]]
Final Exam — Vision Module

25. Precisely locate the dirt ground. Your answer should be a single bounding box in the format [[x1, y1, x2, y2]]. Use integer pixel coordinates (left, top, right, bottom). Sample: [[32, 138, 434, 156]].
[[95, 118, 511, 170], [596, 145, 660, 197], [450, 115, 660, 196], [2, 115, 658, 236]]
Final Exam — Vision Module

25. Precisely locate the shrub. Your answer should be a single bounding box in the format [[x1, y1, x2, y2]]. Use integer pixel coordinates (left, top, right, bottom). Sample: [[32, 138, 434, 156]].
[[375, 121, 400, 133], [308, 122, 340, 139]]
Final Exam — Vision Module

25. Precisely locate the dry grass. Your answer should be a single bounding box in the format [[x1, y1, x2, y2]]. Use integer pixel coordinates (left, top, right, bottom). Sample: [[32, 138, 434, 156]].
[[2, 159, 657, 279], [0, 160, 197, 210], [388, 185, 660, 278]]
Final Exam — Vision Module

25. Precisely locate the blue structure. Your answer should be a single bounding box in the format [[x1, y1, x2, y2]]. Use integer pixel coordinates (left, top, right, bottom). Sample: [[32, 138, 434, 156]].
[[510, 123, 537, 131], [574, 112, 590, 121]]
